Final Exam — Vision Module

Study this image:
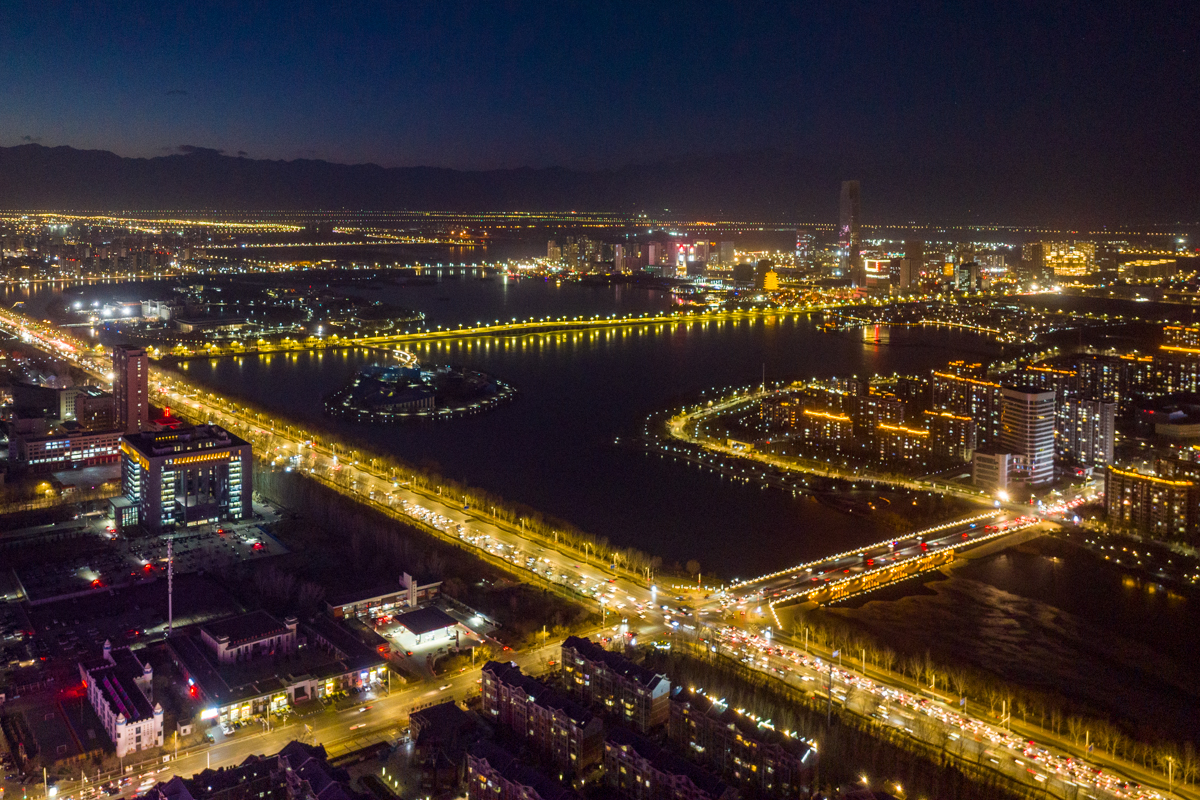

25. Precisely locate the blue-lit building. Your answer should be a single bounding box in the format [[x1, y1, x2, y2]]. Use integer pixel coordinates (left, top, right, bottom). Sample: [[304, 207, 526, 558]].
[[120, 424, 252, 533]]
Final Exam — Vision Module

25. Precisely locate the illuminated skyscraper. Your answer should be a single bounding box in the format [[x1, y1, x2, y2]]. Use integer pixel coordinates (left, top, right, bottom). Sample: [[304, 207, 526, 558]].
[[113, 344, 150, 434], [1000, 386, 1056, 487], [839, 180, 862, 286]]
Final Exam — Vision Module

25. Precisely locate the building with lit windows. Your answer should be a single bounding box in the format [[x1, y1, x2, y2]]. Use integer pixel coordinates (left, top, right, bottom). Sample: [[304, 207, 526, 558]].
[[561, 636, 670, 733], [1042, 241, 1097, 277], [1058, 397, 1116, 467], [467, 741, 579, 800], [876, 423, 929, 466], [760, 395, 803, 429], [931, 371, 1003, 445], [113, 345, 151, 434], [838, 180, 863, 286], [1104, 467, 1199, 543], [669, 689, 814, 798], [999, 386, 1056, 488], [481, 661, 603, 774], [79, 640, 163, 758], [604, 727, 737, 800], [120, 424, 251, 533], [798, 409, 853, 452], [1163, 326, 1200, 349], [10, 428, 122, 473], [166, 613, 388, 725], [972, 450, 1014, 492], [925, 410, 977, 462]]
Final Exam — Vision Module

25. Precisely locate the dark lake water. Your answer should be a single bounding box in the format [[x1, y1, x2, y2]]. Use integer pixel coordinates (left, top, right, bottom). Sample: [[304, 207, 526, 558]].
[[161, 274, 1003, 577], [830, 536, 1200, 742]]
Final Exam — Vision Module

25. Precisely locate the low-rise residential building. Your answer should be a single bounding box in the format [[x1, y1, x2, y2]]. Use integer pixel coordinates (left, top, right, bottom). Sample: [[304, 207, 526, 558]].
[[411, 701, 485, 796], [604, 727, 737, 800], [78, 640, 163, 758], [560, 636, 670, 733], [142, 741, 361, 800], [467, 740, 579, 800], [481, 661, 603, 774], [668, 690, 814, 797]]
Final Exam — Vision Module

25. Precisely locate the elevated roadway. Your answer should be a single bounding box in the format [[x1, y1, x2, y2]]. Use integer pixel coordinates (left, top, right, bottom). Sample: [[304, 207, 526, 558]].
[[152, 306, 828, 360]]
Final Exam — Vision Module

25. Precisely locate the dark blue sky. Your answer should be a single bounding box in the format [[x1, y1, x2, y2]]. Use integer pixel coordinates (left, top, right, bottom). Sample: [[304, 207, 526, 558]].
[[2, 0, 1198, 181]]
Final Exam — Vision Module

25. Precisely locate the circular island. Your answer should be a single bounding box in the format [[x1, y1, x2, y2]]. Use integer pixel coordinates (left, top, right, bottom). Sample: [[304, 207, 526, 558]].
[[324, 352, 515, 422]]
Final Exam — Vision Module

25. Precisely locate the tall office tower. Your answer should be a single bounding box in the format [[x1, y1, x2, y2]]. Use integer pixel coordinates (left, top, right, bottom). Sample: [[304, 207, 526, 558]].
[[1058, 397, 1116, 467], [646, 242, 663, 266], [904, 239, 924, 277], [838, 181, 863, 286], [795, 232, 814, 268], [718, 240, 736, 265], [1000, 386, 1057, 487], [113, 345, 150, 434], [547, 239, 561, 261]]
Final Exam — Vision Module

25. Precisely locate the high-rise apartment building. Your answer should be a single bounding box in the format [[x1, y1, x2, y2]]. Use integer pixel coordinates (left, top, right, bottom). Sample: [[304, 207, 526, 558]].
[[999, 386, 1057, 487], [904, 239, 924, 275], [931, 371, 1004, 445], [925, 410, 977, 462], [1105, 467, 1198, 543], [1058, 397, 1116, 467], [113, 345, 150, 434], [838, 180, 863, 286]]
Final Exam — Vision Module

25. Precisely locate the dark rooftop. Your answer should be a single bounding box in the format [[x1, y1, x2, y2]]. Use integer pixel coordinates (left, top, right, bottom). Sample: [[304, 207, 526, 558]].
[[469, 740, 578, 800], [202, 610, 292, 646], [673, 689, 814, 760], [483, 661, 594, 727], [393, 606, 457, 636], [563, 636, 668, 691], [122, 424, 248, 458], [606, 727, 731, 799]]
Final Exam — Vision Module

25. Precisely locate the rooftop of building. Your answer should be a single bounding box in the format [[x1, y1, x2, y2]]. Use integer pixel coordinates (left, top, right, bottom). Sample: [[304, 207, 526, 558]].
[[672, 689, 815, 760], [1000, 384, 1057, 398], [143, 741, 362, 800], [562, 636, 668, 692], [468, 740, 579, 800], [122, 424, 248, 458], [201, 610, 294, 646], [605, 727, 730, 798], [168, 619, 385, 709], [393, 605, 457, 636], [80, 643, 158, 723], [483, 661, 595, 726]]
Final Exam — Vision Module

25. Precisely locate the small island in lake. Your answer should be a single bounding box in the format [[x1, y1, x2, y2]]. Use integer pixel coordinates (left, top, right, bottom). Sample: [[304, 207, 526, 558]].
[[324, 354, 515, 422]]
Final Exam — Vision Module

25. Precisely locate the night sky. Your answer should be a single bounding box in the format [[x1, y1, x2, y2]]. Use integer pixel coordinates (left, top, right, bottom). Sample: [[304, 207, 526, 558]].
[[2, 1, 1198, 217]]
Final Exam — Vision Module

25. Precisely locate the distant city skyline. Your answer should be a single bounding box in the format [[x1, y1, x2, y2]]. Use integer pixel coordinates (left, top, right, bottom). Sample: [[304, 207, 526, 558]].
[[1, 2, 1197, 224]]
